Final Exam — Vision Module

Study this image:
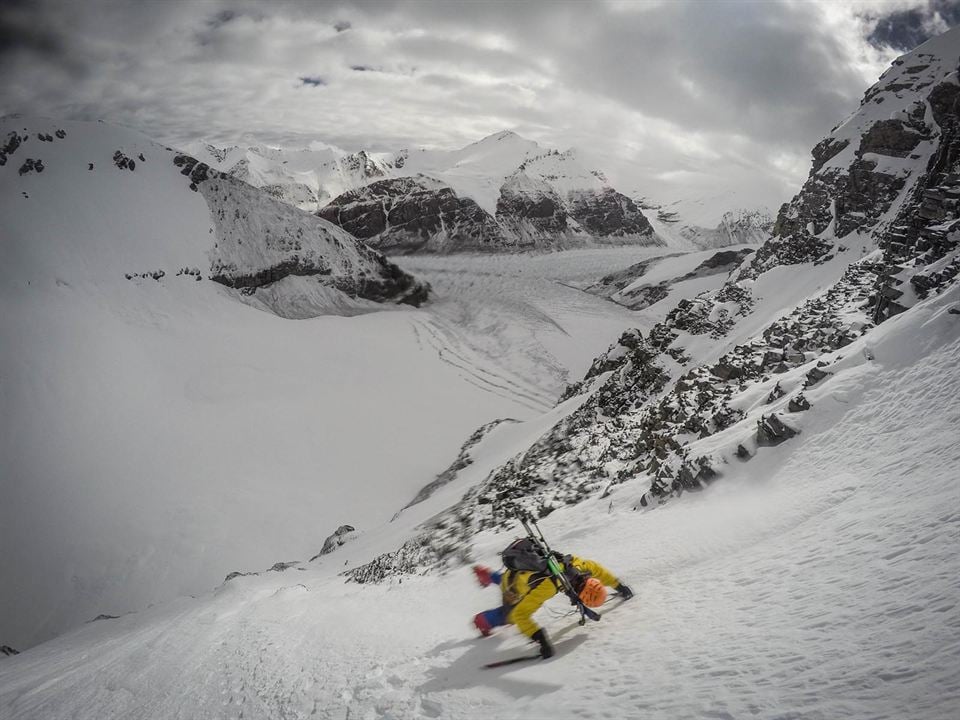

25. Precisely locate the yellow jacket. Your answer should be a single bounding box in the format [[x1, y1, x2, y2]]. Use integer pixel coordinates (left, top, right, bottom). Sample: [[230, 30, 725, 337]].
[[501, 556, 619, 637]]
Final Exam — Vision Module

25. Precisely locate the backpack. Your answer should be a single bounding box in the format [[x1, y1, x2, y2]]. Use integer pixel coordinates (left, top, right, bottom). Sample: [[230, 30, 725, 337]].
[[500, 538, 548, 572], [501, 539, 588, 589]]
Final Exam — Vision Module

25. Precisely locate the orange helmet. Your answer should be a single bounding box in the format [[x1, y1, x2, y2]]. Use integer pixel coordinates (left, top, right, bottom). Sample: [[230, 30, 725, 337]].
[[579, 577, 607, 608]]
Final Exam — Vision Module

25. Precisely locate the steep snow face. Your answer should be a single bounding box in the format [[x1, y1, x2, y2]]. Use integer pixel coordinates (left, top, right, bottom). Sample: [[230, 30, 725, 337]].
[[182, 141, 394, 211], [398, 130, 544, 214], [0, 283, 956, 720], [199, 174, 427, 317]]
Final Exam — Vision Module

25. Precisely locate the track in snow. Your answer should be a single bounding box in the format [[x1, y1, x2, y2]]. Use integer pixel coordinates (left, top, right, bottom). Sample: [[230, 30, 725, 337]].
[[409, 315, 555, 413]]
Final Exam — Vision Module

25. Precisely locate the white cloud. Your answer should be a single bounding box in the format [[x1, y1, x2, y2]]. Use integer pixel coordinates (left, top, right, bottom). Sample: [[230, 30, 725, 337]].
[[0, 0, 950, 222]]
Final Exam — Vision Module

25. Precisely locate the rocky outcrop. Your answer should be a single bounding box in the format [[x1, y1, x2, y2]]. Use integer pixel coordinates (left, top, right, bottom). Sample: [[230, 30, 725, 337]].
[[585, 248, 753, 311], [318, 176, 509, 253], [183, 164, 430, 313], [312, 525, 358, 559], [1, 645, 19, 657], [566, 188, 656, 240], [766, 42, 960, 287]]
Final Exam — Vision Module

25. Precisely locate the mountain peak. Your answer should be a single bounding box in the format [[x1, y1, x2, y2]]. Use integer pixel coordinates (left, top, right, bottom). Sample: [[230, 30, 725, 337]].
[[470, 129, 534, 147]]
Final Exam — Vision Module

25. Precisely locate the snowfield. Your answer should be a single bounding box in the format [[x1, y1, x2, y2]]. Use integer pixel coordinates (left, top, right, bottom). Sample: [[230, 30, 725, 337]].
[[0, 138, 695, 656], [1, 283, 957, 720]]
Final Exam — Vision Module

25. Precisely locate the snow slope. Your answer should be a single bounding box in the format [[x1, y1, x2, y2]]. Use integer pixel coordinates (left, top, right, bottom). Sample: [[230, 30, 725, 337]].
[[0, 118, 487, 649], [3, 27, 959, 720], [0, 117, 684, 650], [1, 282, 956, 720], [1, 117, 427, 317]]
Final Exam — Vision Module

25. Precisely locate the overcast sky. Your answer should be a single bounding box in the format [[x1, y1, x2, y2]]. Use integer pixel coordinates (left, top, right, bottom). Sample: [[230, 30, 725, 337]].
[[1, 0, 957, 218]]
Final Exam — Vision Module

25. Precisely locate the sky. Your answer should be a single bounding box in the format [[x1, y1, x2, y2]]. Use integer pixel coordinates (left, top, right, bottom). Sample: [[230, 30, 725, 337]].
[[1, 0, 958, 221]]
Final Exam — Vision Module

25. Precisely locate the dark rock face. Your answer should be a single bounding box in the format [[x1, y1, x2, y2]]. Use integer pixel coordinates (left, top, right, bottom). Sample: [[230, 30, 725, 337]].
[[859, 119, 924, 157], [173, 153, 217, 192], [340, 150, 388, 180], [566, 188, 655, 238], [756, 414, 797, 447], [811, 138, 850, 173], [312, 525, 358, 559], [318, 177, 508, 253], [495, 178, 568, 243], [835, 158, 908, 238], [319, 171, 661, 253], [113, 150, 136, 171], [0, 131, 25, 167], [769, 52, 960, 320], [1, 645, 19, 657], [872, 77, 960, 321]]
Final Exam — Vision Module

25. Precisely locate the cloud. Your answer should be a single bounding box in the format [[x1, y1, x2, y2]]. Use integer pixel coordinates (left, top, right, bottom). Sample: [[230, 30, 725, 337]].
[[0, 0, 953, 222], [865, 0, 960, 51]]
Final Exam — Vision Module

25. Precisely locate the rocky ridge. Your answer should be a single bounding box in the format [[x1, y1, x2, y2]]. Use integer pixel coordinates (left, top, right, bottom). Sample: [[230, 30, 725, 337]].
[[342, 28, 960, 583]]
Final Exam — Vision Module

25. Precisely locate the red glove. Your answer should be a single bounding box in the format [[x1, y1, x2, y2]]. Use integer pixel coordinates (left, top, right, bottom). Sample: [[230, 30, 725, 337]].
[[473, 565, 493, 587]]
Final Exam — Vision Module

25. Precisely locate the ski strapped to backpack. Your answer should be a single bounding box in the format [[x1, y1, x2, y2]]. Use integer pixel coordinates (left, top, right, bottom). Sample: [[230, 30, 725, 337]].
[[517, 511, 601, 626]]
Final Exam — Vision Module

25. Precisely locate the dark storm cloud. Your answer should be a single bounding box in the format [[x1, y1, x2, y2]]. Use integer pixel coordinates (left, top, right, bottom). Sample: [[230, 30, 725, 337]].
[[0, 0, 950, 219], [867, 0, 960, 51]]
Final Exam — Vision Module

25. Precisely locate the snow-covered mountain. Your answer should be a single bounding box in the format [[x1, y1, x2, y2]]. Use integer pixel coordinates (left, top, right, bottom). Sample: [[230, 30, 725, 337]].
[[645, 204, 774, 249], [195, 131, 664, 253], [183, 140, 396, 210], [318, 143, 661, 253], [1, 118, 427, 318]]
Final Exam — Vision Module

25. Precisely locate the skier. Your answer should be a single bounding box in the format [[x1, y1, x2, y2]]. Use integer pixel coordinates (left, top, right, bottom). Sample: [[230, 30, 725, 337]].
[[472, 537, 634, 659]]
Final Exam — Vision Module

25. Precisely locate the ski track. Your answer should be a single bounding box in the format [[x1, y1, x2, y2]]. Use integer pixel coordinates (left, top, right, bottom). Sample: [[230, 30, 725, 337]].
[[409, 315, 555, 412]]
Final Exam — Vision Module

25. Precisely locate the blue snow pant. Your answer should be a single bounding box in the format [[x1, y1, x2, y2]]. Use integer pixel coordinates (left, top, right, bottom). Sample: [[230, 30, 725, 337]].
[[479, 605, 509, 628]]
